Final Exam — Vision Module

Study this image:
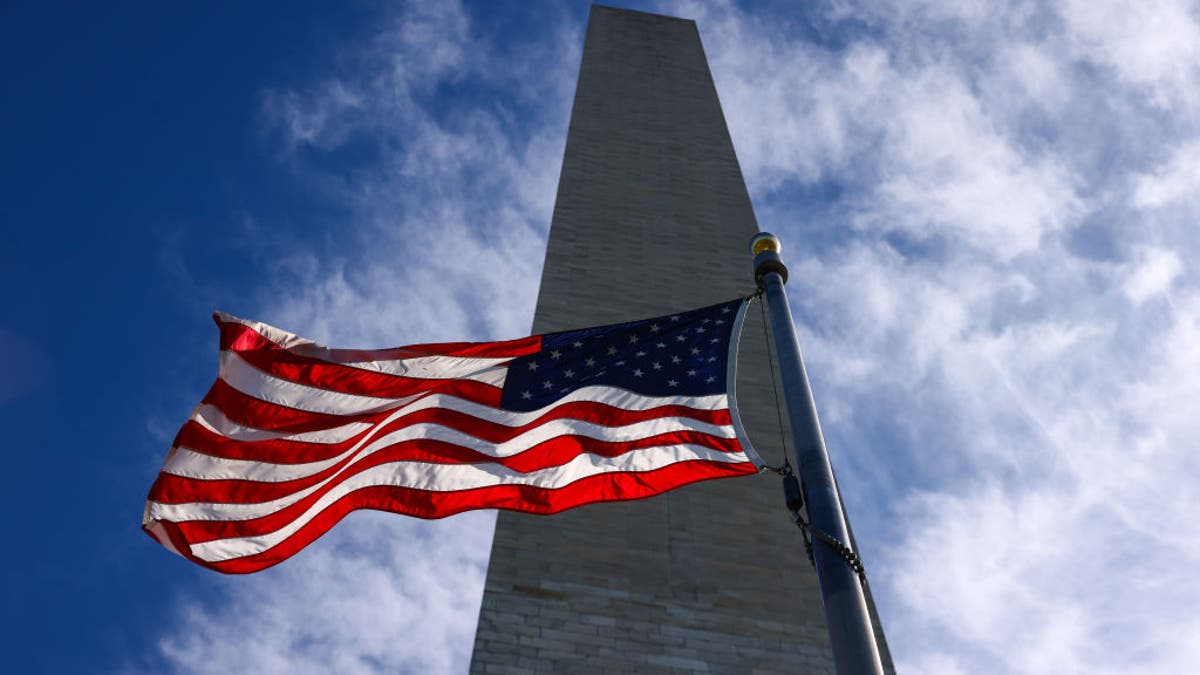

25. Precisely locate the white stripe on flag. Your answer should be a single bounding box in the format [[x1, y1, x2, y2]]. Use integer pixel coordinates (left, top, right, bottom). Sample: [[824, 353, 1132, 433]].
[[217, 312, 517, 378], [201, 385, 731, 442], [165, 415, 738, 482], [192, 404, 374, 444], [185, 443, 750, 562], [219, 351, 427, 416]]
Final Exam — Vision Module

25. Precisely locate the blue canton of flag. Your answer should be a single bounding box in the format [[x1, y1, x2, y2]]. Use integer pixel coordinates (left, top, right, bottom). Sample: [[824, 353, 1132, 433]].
[[501, 299, 744, 411]]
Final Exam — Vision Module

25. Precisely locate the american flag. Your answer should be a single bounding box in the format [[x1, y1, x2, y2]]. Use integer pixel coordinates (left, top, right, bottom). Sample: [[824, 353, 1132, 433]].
[[144, 298, 761, 573]]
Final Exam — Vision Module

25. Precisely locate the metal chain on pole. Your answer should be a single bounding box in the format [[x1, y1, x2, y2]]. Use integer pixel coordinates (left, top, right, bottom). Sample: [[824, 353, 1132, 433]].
[[774, 469, 866, 585]]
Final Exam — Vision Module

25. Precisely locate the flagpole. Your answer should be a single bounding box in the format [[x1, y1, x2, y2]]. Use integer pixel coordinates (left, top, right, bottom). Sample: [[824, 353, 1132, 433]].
[[751, 232, 885, 675]]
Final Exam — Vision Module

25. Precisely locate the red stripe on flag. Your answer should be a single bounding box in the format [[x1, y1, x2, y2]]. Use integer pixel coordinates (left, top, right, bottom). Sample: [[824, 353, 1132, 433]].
[[170, 437, 743, 544], [200, 378, 503, 433], [149, 431, 744, 505], [219, 321, 527, 399], [176, 401, 733, 465], [149, 459, 758, 574]]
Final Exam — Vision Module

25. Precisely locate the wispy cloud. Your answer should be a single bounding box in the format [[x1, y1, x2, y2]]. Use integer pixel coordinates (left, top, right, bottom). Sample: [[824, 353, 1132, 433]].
[[145, 0, 1200, 672], [146, 2, 579, 673], [675, 0, 1200, 671], [155, 512, 495, 675], [249, 3, 578, 348]]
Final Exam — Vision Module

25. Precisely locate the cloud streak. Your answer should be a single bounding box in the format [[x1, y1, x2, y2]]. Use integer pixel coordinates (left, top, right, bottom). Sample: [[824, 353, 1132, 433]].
[[155, 512, 494, 675], [146, 1, 1200, 672], [146, 3, 579, 673], [677, 0, 1200, 671]]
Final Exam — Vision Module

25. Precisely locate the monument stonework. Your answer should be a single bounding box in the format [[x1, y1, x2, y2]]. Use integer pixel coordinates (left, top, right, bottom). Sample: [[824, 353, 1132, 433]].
[[469, 7, 893, 673]]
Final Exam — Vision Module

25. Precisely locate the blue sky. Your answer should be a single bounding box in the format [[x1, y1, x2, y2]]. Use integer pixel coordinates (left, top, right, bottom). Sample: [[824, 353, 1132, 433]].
[[4, 1, 1199, 673]]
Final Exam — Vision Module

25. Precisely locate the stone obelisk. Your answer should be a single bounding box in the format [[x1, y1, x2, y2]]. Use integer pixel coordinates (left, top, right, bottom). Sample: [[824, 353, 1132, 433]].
[[469, 6, 892, 673]]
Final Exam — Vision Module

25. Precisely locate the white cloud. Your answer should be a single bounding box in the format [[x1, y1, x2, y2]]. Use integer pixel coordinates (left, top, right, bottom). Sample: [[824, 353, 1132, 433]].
[[680, 1, 1084, 260], [261, 81, 365, 152], [1133, 140, 1200, 210], [673, 0, 1200, 672], [1059, 0, 1200, 106], [868, 67, 1082, 259], [147, 0, 1200, 672], [148, 2, 578, 673], [155, 511, 495, 675], [1121, 247, 1183, 303], [993, 41, 1070, 110], [829, 242, 1200, 674]]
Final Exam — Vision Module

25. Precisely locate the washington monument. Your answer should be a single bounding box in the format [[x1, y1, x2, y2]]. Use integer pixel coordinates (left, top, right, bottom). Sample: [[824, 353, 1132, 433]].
[[470, 7, 892, 672]]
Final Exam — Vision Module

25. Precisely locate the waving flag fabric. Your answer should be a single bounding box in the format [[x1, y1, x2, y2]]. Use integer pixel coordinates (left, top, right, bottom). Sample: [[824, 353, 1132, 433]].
[[143, 298, 761, 573]]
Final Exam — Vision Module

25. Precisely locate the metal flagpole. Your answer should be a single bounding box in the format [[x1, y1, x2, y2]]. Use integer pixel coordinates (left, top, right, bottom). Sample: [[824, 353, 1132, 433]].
[[750, 232, 885, 675]]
